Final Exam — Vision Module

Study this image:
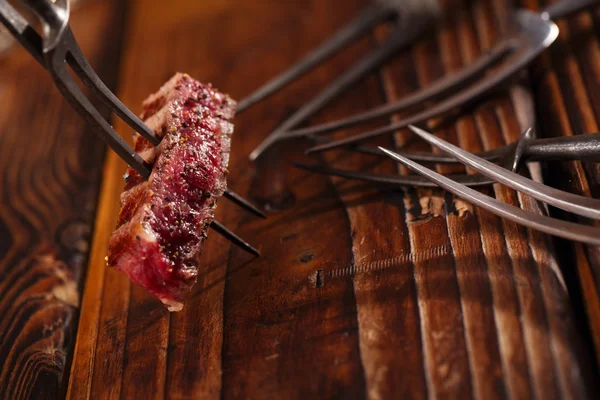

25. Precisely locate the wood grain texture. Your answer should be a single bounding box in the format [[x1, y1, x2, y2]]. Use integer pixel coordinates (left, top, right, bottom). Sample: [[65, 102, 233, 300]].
[[316, 0, 598, 398], [63, 0, 599, 399], [68, 1, 368, 399], [0, 1, 126, 398], [523, 0, 600, 366]]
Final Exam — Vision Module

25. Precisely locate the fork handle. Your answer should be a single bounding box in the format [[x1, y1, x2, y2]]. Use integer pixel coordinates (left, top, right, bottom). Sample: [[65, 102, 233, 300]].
[[526, 133, 600, 162], [542, 0, 598, 20]]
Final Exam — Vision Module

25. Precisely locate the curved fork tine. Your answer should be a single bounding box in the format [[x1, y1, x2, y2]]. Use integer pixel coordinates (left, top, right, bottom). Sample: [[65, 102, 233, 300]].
[[210, 221, 260, 256], [293, 162, 496, 187], [249, 26, 427, 161], [339, 128, 600, 164], [305, 12, 559, 154], [378, 147, 600, 247], [237, 4, 392, 114], [62, 29, 161, 146], [0, 7, 161, 147], [408, 125, 600, 220], [319, 140, 515, 163], [286, 38, 516, 137], [47, 48, 152, 179], [223, 189, 267, 218]]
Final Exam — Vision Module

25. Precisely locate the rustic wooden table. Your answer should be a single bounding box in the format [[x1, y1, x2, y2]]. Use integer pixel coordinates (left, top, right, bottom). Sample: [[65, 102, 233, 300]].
[[1, 0, 600, 398]]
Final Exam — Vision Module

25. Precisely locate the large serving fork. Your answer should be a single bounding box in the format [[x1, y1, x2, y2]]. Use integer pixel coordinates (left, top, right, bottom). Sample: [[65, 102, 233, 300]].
[[293, 0, 597, 154], [0, 0, 263, 256], [378, 126, 600, 246], [244, 0, 441, 160], [295, 126, 600, 188]]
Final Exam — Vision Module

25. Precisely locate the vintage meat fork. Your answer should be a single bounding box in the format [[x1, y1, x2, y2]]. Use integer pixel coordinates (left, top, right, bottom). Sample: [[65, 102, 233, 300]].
[[378, 126, 600, 247], [294, 126, 600, 188], [0, 0, 264, 256], [297, 0, 597, 154], [245, 0, 442, 161]]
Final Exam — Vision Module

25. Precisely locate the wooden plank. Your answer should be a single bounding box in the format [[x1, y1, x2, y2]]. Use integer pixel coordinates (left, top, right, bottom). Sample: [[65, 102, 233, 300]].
[[0, 1, 126, 398], [523, 0, 600, 366], [319, 0, 598, 399], [66, 0, 599, 398], [68, 0, 368, 398], [331, 61, 430, 399]]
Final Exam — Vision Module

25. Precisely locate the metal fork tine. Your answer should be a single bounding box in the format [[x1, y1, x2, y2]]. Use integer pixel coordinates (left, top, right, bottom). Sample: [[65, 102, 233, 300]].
[[63, 29, 161, 146], [305, 19, 559, 154], [249, 26, 427, 161], [284, 38, 516, 137], [210, 220, 260, 256], [313, 138, 515, 163], [378, 147, 600, 247], [310, 133, 513, 163], [66, 50, 265, 222], [337, 128, 600, 165], [293, 162, 496, 187], [408, 125, 600, 219], [3, 1, 262, 255], [0, 1, 44, 65], [224, 189, 266, 218], [46, 51, 153, 179], [59, 31, 265, 250], [236, 4, 392, 114], [543, 0, 599, 20], [0, 4, 161, 147], [59, 32, 264, 220]]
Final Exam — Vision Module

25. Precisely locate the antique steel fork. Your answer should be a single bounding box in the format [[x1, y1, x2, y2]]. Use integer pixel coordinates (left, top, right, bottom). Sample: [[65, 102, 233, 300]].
[[378, 126, 600, 247], [0, 0, 264, 255], [294, 126, 600, 188], [302, 0, 596, 153], [287, 0, 600, 245], [244, 0, 442, 161], [241, 0, 597, 183], [243, 0, 594, 158], [289, 0, 599, 189]]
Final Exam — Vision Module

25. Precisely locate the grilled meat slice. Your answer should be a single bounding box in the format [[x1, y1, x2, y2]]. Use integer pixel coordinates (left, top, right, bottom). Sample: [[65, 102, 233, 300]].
[[107, 73, 236, 311]]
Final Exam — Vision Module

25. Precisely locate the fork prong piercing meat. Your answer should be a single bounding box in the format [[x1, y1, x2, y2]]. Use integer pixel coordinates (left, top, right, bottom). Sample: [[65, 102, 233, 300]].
[[107, 74, 247, 311], [1, 0, 263, 257]]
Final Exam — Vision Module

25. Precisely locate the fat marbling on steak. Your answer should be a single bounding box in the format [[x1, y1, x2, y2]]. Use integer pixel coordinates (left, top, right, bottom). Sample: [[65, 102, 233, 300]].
[[107, 73, 235, 311]]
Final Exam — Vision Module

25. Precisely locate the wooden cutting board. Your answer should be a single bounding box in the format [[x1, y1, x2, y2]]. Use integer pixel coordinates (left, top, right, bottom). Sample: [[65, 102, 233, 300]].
[[1, 0, 599, 398]]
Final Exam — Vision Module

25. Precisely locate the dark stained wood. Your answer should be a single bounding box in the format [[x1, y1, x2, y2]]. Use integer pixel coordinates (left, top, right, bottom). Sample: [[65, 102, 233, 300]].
[[69, 1, 369, 399], [0, 0, 126, 398], [316, 0, 598, 398], [0, 0, 590, 398], [523, 0, 600, 366]]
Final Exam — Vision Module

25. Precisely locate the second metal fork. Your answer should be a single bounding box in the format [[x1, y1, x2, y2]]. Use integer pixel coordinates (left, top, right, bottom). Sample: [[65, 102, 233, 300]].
[[379, 126, 600, 246]]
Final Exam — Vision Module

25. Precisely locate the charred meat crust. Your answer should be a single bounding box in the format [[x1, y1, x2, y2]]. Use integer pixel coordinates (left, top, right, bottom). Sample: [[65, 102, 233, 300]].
[[107, 73, 236, 311]]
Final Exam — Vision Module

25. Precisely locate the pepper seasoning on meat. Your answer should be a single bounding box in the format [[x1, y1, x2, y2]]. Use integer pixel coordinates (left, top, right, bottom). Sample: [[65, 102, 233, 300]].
[[107, 73, 235, 311]]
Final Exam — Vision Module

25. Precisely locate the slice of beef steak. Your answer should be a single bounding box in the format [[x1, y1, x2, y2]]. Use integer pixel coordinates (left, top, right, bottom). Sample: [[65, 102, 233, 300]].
[[107, 73, 236, 311]]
